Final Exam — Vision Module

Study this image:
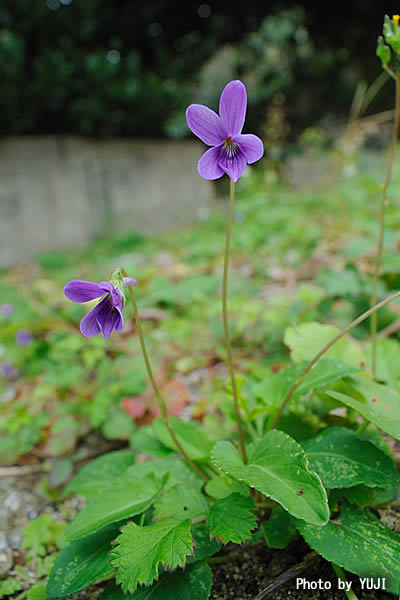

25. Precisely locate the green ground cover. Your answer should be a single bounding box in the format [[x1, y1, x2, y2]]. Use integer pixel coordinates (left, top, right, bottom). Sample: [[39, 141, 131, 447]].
[[1, 149, 400, 472]]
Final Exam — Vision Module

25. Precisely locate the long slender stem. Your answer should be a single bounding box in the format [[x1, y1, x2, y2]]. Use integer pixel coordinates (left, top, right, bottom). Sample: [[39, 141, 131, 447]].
[[371, 74, 400, 378], [271, 290, 400, 430], [122, 271, 208, 482], [222, 179, 247, 464]]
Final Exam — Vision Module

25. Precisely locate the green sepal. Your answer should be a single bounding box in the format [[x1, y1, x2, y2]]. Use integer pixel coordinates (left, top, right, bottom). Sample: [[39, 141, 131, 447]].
[[377, 36, 391, 68]]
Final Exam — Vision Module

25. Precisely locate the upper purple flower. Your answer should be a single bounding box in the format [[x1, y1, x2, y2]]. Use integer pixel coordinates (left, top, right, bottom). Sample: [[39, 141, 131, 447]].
[[186, 80, 264, 182], [64, 278, 137, 339]]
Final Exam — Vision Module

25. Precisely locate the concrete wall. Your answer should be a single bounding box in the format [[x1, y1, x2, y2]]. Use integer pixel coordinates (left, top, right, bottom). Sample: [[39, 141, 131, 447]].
[[0, 137, 214, 267]]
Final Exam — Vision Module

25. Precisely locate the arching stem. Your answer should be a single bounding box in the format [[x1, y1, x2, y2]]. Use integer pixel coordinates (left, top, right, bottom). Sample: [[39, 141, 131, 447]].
[[271, 290, 400, 430], [122, 269, 208, 482]]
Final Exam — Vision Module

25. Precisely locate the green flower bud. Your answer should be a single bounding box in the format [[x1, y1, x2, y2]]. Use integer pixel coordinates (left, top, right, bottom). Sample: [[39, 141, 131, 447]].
[[377, 35, 391, 68], [383, 14, 400, 55]]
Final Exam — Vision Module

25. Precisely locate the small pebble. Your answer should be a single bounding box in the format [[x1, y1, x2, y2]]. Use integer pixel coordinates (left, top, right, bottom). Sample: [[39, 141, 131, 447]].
[[0, 549, 13, 577], [4, 492, 21, 512]]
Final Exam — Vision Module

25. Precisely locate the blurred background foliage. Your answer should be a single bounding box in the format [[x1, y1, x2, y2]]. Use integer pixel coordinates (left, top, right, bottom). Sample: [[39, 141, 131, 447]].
[[0, 0, 392, 141]]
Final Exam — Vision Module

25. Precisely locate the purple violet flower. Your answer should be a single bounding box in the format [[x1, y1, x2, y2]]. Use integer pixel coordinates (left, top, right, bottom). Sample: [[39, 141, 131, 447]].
[[64, 278, 137, 339], [16, 329, 33, 346], [1, 362, 19, 379], [186, 80, 264, 182], [1, 304, 14, 316]]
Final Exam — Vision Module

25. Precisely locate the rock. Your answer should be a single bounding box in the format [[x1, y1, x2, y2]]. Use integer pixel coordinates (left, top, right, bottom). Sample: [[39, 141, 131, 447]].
[[0, 548, 13, 577]]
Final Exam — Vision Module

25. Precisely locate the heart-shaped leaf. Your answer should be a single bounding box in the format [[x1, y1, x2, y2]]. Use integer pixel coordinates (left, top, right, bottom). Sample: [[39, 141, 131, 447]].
[[63, 450, 135, 499], [328, 375, 400, 441], [284, 322, 364, 366], [302, 426, 398, 489], [211, 431, 329, 525], [253, 359, 357, 410], [152, 417, 214, 461], [153, 484, 209, 522], [298, 503, 400, 594], [65, 473, 162, 541], [47, 522, 121, 598]]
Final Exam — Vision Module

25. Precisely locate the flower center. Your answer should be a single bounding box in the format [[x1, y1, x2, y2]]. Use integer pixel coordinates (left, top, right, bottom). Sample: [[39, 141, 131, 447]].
[[393, 14, 400, 26], [223, 137, 240, 158]]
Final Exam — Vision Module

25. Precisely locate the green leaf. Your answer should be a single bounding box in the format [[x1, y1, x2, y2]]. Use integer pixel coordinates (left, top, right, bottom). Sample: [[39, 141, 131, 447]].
[[0, 579, 23, 596], [65, 473, 162, 541], [302, 426, 399, 489], [124, 457, 203, 490], [188, 523, 221, 564], [110, 518, 194, 593], [204, 475, 249, 499], [298, 503, 400, 594], [103, 410, 136, 440], [261, 506, 298, 549], [206, 493, 257, 544], [63, 450, 136, 499], [152, 417, 214, 461], [153, 484, 209, 522], [328, 375, 400, 441], [284, 322, 364, 367], [47, 522, 121, 598], [365, 339, 400, 388], [211, 431, 329, 525], [130, 426, 174, 457], [339, 484, 398, 508], [22, 515, 66, 562], [253, 359, 357, 409], [101, 560, 212, 600], [27, 584, 48, 600]]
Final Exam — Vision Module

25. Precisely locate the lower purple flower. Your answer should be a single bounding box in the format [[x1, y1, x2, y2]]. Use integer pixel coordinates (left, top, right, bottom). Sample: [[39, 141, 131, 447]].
[[64, 278, 137, 339], [1, 362, 19, 379], [16, 329, 33, 346], [1, 304, 14, 316]]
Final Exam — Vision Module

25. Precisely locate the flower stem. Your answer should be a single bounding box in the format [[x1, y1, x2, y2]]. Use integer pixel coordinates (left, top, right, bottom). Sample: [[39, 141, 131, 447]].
[[122, 271, 208, 482], [331, 564, 360, 600], [223, 179, 247, 464], [271, 290, 400, 430], [371, 74, 400, 379]]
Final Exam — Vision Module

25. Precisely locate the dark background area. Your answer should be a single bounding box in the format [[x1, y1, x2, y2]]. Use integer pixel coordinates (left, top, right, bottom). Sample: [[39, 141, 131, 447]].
[[0, 0, 397, 139]]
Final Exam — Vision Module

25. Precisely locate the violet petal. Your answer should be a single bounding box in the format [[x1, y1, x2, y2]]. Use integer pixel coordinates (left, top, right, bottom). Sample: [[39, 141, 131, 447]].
[[234, 133, 264, 164], [95, 297, 123, 339], [123, 277, 138, 288], [109, 286, 124, 309], [218, 146, 248, 183], [79, 300, 106, 337], [64, 280, 106, 303], [186, 104, 226, 146], [219, 80, 247, 137], [198, 145, 225, 180]]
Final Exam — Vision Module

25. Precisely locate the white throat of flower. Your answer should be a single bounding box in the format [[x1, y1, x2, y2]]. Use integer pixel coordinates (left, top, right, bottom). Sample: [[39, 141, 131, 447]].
[[223, 137, 240, 158]]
